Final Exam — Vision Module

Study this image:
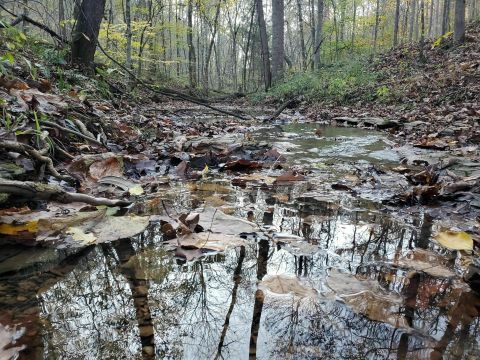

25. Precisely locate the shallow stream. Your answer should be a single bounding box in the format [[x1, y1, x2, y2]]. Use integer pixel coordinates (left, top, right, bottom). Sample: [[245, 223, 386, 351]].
[[1, 123, 479, 360]]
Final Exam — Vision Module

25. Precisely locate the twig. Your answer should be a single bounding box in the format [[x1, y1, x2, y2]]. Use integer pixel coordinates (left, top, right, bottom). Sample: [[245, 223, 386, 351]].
[[42, 120, 104, 146], [0, 179, 132, 207], [0, 140, 72, 181]]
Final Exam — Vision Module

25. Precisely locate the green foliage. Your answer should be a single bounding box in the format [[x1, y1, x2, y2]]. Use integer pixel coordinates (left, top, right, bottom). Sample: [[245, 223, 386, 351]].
[[432, 32, 453, 48], [375, 85, 391, 102], [254, 59, 378, 104]]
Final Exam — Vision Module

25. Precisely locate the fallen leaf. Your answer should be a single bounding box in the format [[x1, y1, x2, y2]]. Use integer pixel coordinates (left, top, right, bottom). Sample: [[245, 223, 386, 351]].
[[434, 230, 473, 251], [259, 275, 317, 299]]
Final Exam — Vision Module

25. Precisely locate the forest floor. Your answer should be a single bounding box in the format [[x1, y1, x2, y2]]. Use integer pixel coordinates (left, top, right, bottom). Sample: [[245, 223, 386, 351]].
[[304, 21, 480, 149], [1, 21, 480, 360]]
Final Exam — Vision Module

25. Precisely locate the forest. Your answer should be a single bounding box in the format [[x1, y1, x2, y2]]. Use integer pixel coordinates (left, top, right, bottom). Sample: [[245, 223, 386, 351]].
[[0, 0, 479, 359]]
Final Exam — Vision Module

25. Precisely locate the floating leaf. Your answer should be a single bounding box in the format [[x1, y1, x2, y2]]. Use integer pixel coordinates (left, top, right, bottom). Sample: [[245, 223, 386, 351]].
[[259, 275, 317, 299], [128, 184, 144, 196], [0, 221, 38, 235], [66, 227, 96, 245], [434, 230, 473, 251]]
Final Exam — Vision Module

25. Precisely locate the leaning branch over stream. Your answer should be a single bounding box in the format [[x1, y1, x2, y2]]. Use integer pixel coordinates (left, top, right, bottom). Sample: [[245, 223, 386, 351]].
[[0, 179, 132, 207]]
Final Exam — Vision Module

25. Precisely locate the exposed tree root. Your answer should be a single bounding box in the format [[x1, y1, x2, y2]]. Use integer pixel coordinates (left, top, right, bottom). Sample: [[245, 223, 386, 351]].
[[0, 140, 72, 181], [0, 179, 132, 207]]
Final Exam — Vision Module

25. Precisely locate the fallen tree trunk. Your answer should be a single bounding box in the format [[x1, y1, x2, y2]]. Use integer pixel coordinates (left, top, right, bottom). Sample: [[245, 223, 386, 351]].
[[0, 179, 132, 207], [268, 98, 297, 121]]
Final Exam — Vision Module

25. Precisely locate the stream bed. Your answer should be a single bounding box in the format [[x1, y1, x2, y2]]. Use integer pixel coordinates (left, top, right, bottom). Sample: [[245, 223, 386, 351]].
[[1, 122, 479, 360]]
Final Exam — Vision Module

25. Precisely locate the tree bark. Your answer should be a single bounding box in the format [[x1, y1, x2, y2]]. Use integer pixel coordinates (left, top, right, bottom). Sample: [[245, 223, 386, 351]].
[[256, 0, 271, 90], [71, 0, 107, 68], [409, 0, 417, 42], [442, 0, 451, 34], [373, 0, 381, 53], [454, 0, 466, 42], [125, 0, 132, 86], [271, 0, 285, 83], [204, 0, 222, 94], [187, 0, 197, 88], [393, 0, 401, 46], [296, 0, 307, 69], [314, 0, 324, 70], [58, 0, 66, 39]]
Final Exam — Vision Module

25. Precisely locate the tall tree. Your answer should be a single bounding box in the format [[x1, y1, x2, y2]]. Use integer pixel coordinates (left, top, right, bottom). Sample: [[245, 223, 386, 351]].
[[58, 0, 66, 39], [314, 0, 324, 70], [409, 0, 418, 42], [454, 0, 466, 42], [187, 0, 197, 88], [204, 0, 222, 93], [125, 0, 132, 85], [373, 0, 381, 53], [442, 0, 451, 34], [71, 0, 107, 68], [256, 0, 271, 90], [393, 0, 401, 46], [271, 0, 285, 83], [296, 0, 307, 69]]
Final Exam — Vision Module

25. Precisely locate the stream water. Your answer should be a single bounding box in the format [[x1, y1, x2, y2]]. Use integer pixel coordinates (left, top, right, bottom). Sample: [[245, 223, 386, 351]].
[[1, 123, 479, 360]]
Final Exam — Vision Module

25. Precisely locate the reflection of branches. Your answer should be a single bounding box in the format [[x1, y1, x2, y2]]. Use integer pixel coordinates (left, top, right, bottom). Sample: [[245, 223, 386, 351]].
[[215, 245, 246, 360]]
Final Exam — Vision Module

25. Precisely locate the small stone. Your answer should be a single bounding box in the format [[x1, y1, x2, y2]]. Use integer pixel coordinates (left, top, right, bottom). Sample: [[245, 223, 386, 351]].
[[142, 346, 154, 356], [139, 325, 154, 337]]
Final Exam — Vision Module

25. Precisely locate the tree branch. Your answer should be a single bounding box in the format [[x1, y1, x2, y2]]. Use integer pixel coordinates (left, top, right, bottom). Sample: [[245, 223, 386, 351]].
[[0, 179, 132, 207]]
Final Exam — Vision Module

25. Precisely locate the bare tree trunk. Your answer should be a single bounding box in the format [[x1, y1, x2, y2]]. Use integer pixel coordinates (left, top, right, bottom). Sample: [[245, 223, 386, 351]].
[[454, 0, 466, 42], [271, 0, 285, 83], [409, 0, 417, 42], [393, 0, 401, 46], [309, 0, 316, 70], [187, 0, 197, 88], [442, 0, 451, 34], [204, 0, 222, 94], [125, 0, 132, 86], [428, 0, 435, 36], [420, 0, 426, 62], [314, 0, 324, 70], [373, 0, 381, 53], [71, 0, 107, 68], [351, 0, 357, 49], [296, 0, 307, 69], [58, 0, 66, 39], [243, 5, 255, 92], [256, 0, 271, 90]]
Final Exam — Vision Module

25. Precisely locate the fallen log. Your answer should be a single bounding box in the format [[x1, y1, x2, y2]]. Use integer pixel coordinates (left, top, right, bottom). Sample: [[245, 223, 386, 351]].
[[268, 98, 297, 121], [0, 179, 132, 207]]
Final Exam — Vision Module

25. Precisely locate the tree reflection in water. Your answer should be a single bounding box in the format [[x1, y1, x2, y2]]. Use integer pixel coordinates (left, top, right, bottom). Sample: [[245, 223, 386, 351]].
[[1, 183, 479, 359]]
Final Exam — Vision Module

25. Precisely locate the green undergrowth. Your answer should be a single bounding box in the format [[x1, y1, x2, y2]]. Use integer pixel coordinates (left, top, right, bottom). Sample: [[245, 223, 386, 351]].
[[252, 58, 380, 104]]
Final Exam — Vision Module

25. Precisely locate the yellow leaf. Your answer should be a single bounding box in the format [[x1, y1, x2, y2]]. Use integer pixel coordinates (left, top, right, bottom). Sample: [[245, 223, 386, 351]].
[[0, 221, 38, 235], [129, 185, 144, 196], [434, 231, 473, 251], [66, 227, 96, 245]]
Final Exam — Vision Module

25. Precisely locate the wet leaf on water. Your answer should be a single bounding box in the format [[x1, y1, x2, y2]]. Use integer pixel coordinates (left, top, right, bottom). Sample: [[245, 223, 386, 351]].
[[128, 184, 144, 196], [0, 324, 25, 360], [197, 207, 257, 234], [326, 270, 409, 330], [0, 221, 38, 235], [394, 249, 456, 278], [66, 227, 96, 245], [434, 230, 473, 251], [34, 209, 149, 245], [274, 170, 306, 183], [259, 274, 317, 299]]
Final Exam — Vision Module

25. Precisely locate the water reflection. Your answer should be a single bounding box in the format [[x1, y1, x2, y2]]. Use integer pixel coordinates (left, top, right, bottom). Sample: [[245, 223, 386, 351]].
[[1, 180, 479, 359]]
